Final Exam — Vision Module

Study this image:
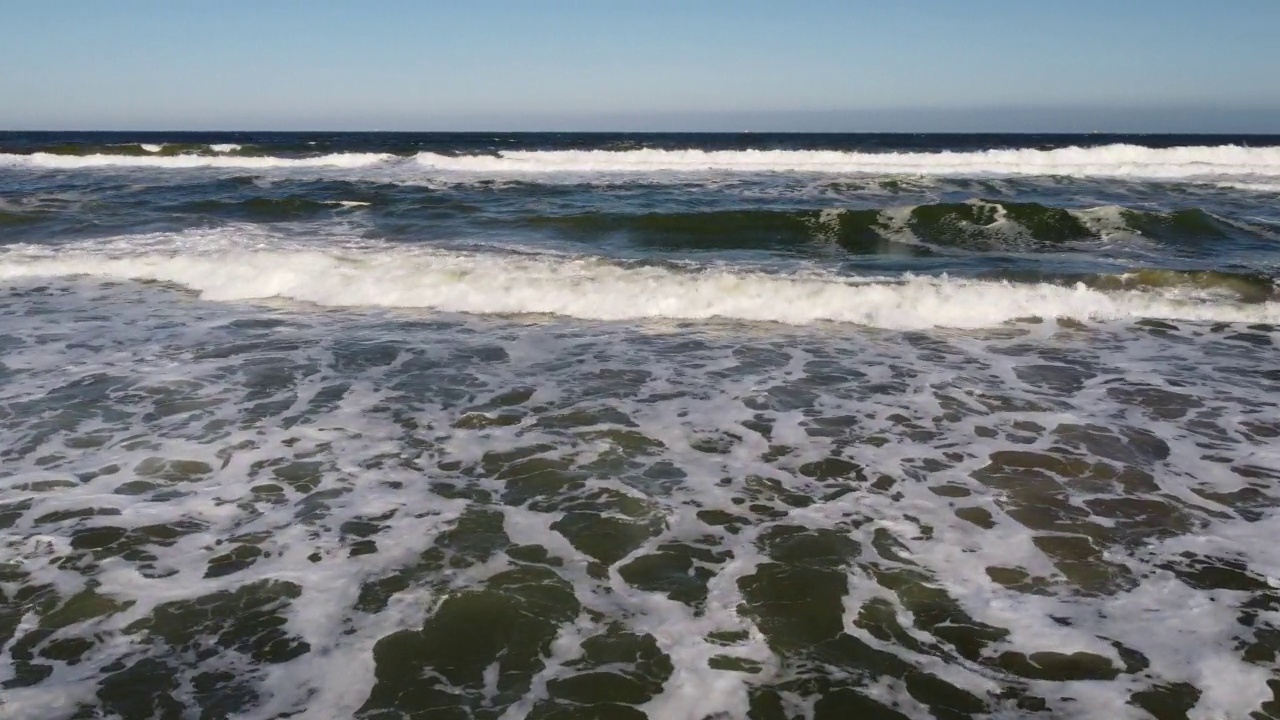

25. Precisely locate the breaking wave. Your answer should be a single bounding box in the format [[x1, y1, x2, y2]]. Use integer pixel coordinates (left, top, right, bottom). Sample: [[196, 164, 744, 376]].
[[3, 144, 1280, 179], [0, 152, 393, 169], [1, 233, 1276, 329], [410, 144, 1280, 179]]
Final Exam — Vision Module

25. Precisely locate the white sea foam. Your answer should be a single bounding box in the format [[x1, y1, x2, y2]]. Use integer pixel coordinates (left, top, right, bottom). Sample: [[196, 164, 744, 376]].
[[410, 144, 1280, 179], [209, 143, 242, 153], [3, 144, 1279, 180], [0, 264, 1276, 719], [1214, 180, 1280, 193], [1, 233, 1276, 328], [139, 143, 163, 153], [0, 151, 393, 169]]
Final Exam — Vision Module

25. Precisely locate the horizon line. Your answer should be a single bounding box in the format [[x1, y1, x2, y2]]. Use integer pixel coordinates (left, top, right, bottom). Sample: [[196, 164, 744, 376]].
[[5, 128, 1280, 136]]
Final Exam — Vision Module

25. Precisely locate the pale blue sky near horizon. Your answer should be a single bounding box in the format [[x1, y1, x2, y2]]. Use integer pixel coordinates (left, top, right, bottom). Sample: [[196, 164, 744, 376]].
[[2, 0, 1278, 132]]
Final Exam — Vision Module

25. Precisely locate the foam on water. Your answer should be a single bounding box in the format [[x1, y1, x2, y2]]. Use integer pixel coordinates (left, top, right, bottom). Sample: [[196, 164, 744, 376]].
[[410, 144, 1280, 179], [0, 275, 1276, 719], [2, 133, 1279, 719], [3, 144, 1280, 181], [0, 152, 393, 170], [1, 229, 1276, 329], [1214, 180, 1280, 194]]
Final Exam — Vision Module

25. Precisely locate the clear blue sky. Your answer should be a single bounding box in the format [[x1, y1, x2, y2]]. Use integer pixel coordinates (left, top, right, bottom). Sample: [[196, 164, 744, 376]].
[[2, 0, 1278, 132]]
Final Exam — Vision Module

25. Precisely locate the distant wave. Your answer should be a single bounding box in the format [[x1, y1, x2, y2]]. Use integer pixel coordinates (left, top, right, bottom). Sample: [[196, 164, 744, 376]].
[[0, 152, 393, 169], [2, 231, 1276, 328], [410, 144, 1280, 179], [3, 144, 1280, 179]]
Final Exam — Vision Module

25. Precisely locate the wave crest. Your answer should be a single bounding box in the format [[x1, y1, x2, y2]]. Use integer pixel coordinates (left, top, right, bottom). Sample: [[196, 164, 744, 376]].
[[1, 237, 1275, 328], [411, 144, 1280, 179], [0, 152, 393, 169], [523, 202, 1264, 251], [2, 143, 1279, 179]]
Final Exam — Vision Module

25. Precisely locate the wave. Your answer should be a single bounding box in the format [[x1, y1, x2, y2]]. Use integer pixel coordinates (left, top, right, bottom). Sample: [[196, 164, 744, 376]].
[[1, 238, 1275, 328], [410, 144, 1280, 179], [0, 199, 1259, 260], [900, 201, 1095, 246], [3, 144, 1279, 179], [534, 208, 893, 252], [528, 202, 1254, 251], [1084, 269, 1276, 303], [28, 142, 230, 157], [0, 152, 393, 169], [1214, 181, 1280, 194], [0, 190, 1257, 251]]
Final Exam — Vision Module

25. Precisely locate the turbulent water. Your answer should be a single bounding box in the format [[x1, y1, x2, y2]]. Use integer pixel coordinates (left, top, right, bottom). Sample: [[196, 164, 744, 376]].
[[1, 131, 1279, 720]]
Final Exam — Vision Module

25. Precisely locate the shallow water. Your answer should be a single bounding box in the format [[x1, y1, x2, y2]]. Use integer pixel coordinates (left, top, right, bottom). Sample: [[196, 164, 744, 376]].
[[1, 132, 1279, 720]]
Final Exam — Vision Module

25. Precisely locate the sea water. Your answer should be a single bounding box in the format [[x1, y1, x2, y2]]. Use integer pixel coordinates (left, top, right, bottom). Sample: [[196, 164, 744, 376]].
[[1, 132, 1278, 720]]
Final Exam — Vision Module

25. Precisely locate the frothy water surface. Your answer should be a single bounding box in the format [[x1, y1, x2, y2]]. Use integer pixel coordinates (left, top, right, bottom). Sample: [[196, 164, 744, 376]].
[[1, 132, 1279, 720]]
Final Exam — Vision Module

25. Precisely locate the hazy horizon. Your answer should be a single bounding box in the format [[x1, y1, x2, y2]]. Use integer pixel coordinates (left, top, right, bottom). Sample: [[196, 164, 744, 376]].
[[3, 0, 1278, 133], [7, 105, 1280, 135]]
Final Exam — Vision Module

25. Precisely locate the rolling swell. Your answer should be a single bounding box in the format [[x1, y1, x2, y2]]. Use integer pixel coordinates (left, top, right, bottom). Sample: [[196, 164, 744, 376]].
[[1119, 207, 1234, 241], [982, 268, 1279, 303], [524, 202, 1267, 252], [0, 151, 392, 169], [531, 208, 895, 253], [4, 142, 253, 157], [1089, 269, 1277, 302], [2, 187, 1265, 257], [905, 201, 1092, 247]]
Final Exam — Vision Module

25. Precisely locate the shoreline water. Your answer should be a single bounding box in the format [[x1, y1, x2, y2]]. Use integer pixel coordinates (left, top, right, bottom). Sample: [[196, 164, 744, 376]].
[[1, 132, 1278, 720]]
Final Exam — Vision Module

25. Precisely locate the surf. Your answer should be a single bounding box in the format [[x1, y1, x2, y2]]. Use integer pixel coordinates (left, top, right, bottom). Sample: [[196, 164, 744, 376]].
[[409, 143, 1280, 179], [0, 151, 394, 169], [4, 143, 1280, 180], [2, 234, 1276, 329]]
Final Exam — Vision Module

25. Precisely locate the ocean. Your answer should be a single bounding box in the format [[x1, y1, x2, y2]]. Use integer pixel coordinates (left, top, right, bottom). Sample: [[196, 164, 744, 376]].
[[1, 132, 1278, 720]]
